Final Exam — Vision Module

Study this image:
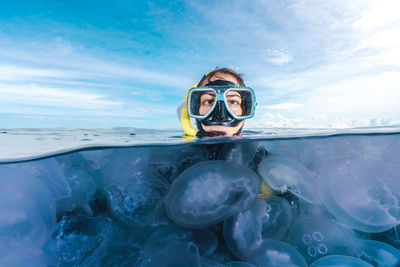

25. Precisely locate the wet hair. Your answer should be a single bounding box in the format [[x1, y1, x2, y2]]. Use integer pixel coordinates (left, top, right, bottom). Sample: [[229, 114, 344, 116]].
[[198, 67, 245, 87]]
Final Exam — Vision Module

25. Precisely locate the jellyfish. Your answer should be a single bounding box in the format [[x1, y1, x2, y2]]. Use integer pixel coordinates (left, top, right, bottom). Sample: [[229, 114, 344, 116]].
[[165, 161, 259, 228], [144, 224, 220, 258], [246, 239, 307, 267], [317, 157, 400, 233], [258, 155, 320, 204], [55, 153, 99, 213], [223, 196, 293, 259], [42, 215, 112, 266], [288, 214, 355, 263], [140, 242, 201, 267], [102, 147, 170, 226], [217, 141, 265, 168], [354, 239, 400, 267], [0, 165, 56, 260], [309, 255, 373, 267], [149, 144, 209, 182], [8, 158, 71, 203]]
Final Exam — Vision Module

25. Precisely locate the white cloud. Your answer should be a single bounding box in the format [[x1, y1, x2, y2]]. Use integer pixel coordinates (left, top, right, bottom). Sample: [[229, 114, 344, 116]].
[[352, 0, 400, 30], [265, 49, 292, 65], [263, 102, 304, 110], [246, 112, 399, 129], [0, 65, 69, 81], [0, 40, 192, 89], [0, 83, 123, 109]]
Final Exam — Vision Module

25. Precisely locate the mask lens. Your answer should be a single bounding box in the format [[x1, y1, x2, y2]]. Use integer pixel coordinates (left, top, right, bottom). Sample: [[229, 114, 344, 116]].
[[225, 88, 255, 119], [188, 88, 216, 118]]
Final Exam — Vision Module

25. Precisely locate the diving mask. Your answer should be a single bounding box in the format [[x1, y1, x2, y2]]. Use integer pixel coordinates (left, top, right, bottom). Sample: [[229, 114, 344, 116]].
[[187, 83, 256, 121]]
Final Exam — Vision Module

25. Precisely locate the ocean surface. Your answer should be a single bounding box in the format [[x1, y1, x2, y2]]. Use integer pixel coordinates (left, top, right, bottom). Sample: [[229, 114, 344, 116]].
[[1, 126, 400, 162], [1, 127, 400, 266]]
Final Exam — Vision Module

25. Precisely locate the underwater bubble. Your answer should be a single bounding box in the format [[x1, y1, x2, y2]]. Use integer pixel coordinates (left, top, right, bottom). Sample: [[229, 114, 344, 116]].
[[355, 239, 400, 267], [246, 239, 307, 267], [43, 215, 112, 266], [0, 165, 56, 258], [165, 161, 259, 228], [103, 148, 170, 226], [317, 157, 400, 233], [258, 155, 319, 203], [309, 255, 373, 267], [288, 215, 355, 263], [224, 196, 293, 259]]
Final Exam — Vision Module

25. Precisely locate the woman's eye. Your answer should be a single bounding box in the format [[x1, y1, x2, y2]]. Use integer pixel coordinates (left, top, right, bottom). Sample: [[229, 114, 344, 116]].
[[228, 100, 239, 105], [204, 99, 214, 105]]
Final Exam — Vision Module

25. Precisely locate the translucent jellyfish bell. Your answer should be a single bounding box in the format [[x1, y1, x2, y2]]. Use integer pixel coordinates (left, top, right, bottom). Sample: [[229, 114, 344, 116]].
[[149, 144, 209, 182], [288, 215, 355, 263], [43, 215, 112, 266], [224, 196, 293, 259], [295, 138, 336, 173], [55, 153, 99, 213], [258, 155, 319, 204], [0, 165, 56, 258], [144, 225, 218, 258], [261, 196, 293, 239], [165, 161, 259, 228], [309, 255, 373, 267], [246, 239, 307, 267], [217, 141, 265, 168], [355, 239, 400, 267], [102, 148, 170, 226], [11, 158, 71, 202], [382, 136, 400, 165], [140, 242, 201, 267], [317, 157, 400, 233]]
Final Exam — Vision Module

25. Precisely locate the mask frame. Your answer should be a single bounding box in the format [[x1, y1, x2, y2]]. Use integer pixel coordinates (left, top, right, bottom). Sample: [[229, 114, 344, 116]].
[[187, 86, 256, 120]]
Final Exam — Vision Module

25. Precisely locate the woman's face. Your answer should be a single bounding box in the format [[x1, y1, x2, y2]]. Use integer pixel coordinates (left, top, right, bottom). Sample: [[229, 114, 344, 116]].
[[198, 72, 246, 136], [199, 90, 243, 117]]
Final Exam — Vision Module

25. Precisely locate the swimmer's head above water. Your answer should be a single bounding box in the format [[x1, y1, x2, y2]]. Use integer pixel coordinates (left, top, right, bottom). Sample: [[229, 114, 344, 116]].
[[178, 68, 256, 138]]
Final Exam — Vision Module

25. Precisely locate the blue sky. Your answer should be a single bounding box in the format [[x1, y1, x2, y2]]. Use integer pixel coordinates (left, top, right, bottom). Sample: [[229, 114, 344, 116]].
[[0, 0, 399, 129]]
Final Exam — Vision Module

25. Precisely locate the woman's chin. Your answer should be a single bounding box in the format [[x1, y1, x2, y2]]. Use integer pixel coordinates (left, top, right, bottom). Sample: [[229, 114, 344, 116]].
[[201, 122, 245, 137]]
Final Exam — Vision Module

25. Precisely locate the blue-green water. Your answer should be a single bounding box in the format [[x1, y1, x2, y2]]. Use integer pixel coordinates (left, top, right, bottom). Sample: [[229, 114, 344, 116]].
[[0, 127, 400, 266]]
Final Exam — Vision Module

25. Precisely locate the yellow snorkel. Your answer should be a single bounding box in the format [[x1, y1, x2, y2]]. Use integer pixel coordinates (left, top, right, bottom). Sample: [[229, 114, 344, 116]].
[[178, 72, 211, 137], [179, 82, 199, 137]]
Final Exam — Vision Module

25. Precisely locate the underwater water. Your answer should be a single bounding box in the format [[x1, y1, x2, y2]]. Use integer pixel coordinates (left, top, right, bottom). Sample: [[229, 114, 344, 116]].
[[1, 128, 400, 266]]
